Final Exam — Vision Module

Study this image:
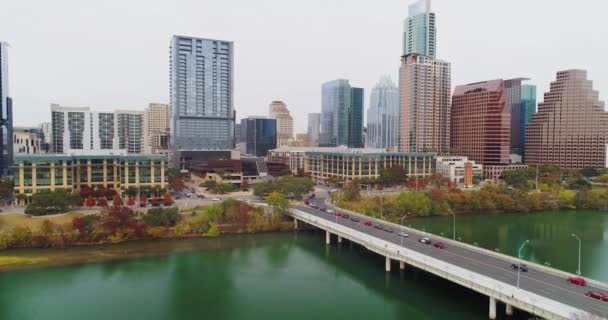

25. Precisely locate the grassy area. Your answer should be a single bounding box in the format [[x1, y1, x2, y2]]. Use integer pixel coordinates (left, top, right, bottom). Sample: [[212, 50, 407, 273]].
[[0, 256, 49, 267], [0, 212, 85, 232]]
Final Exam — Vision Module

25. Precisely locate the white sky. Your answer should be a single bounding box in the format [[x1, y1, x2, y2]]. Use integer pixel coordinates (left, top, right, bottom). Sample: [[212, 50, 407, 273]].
[[1, 0, 606, 133]]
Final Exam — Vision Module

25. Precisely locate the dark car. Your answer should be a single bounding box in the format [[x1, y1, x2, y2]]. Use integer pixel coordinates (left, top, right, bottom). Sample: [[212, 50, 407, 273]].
[[586, 291, 608, 301], [350, 217, 360, 222], [320, 207, 327, 212], [511, 263, 528, 272], [341, 214, 350, 219], [567, 276, 586, 286], [374, 224, 383, 229], [419, 237, 432, 245], [383, 227, 394, 233]]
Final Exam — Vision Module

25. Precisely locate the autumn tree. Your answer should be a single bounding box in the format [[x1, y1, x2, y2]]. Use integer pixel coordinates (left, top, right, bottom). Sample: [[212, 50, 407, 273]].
[[85, 195, 96, 207], [113, 194, 123, 207]]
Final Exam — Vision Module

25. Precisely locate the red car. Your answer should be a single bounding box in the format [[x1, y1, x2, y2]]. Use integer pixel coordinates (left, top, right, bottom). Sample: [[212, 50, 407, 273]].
[[364, 221, 372, 226], [434, 242, 445, 249], [567, 276, 586, 286], [336, 212, 342, 217], [586, 291, 608, 301]]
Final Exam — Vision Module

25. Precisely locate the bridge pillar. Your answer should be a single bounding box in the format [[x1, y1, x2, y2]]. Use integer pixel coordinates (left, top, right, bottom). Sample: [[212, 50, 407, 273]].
[[505, 303, 513, 316], [385, 257, 391, 272], [294, 218, 298, 230], [488, 297, 496, 320], [325, 230, 330, 245], [338, 236, 342, 243], [399, 261, 405, 270]]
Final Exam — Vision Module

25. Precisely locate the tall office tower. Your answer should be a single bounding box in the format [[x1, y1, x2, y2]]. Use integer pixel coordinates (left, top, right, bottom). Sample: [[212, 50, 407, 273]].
[[0, 42, 12, 175], [268, 100, 294, 147], [234, 123, 241, 149], [51, 105, 115, 153], [170, 36, 235, 169], [403, 0, 436, 58], [503, 78, 535, 157], [115, 110, 144, 153], [320, 79, 364, 148], [367, 76, 399, 150], [143, 103, 170, 153], [519, 85, 537, 160], [239, 117, 277, 157], [526, 70, 608, 169], [307, 113, 321, 147], [399, 0, 451, 153], [451, 79, 511, 165]]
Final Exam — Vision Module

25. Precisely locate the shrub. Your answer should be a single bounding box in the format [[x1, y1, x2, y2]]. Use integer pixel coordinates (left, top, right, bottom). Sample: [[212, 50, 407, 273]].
[[10, 226, 33, 246], [144, 207, 181, 226], [0, 233, 12, 249], [146, 226, 167, 238], [207, 223, 220, 237], [174, 222, 192, 236]]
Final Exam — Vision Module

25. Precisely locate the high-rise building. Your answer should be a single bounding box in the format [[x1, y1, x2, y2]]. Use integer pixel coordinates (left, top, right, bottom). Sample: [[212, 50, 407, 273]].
[[268, 101, 293, 147], [503, 78, 536, 158], [0, 42, 13, 175], [51, 105, 144, 154], [403, 0, 436, 58], [39, 122, 51, 144], [526, 70, 608, 169], [519, 84, 537, 160], [399, 1, 451, 154], [143, 103, 170, 154], [239, 117, 277, 157], [320, 79, 363, 148], [367, 76, 400, 150], [451, 79, 511, 165], [307, 113, 320, 147], [170, 36, 235, 169], [115, 110, 144, 153]]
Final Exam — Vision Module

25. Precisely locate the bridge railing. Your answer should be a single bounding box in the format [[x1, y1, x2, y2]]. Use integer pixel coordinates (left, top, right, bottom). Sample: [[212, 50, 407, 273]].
[[290, 208, 591, 320], [322, 200, 608, 292]]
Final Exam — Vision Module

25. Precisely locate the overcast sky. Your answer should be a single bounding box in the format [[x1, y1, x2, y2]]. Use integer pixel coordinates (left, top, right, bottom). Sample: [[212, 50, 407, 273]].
[[1, 0, 606, 133]]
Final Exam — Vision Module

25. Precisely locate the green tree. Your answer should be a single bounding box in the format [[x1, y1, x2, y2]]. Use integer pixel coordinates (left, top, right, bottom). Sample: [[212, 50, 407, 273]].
[[342, 181, 361, 201], [559, 190, 577, 209], [396, 192, 432, 216], [207, 223, 220, 237], [501, 169, 530, 189], [266, 192, 289, 214], [143, 207, 181, 226]]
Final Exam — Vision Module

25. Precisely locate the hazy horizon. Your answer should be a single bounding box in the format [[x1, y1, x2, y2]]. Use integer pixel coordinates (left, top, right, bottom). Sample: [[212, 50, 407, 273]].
[[1, 0, 606, 133]]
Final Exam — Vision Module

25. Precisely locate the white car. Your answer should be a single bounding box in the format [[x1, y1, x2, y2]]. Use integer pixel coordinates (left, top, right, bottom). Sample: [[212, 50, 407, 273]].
[[398, 231, 409, 237], [326, 209, 335, 214], [211, 198, 221, 201]]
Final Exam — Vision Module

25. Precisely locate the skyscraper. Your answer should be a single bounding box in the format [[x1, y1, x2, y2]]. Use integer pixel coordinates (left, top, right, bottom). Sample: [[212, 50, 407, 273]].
[[526, 70, 608, 169], [320, 79, 363, 148], [367, 76, 399, 150], [170, 36, 235, 169], [451, 79, 511, 165], [504, 78, 535, 158], [143, 103, 170, 154], [307, 113, 320, 147], [239, 117, 277, 157], [268, 101, 293, 147], [115, 110, 144, 153], [519, 84, 537, 160], [0, 42, 13, 175], [403, 0, 436, 58], [399, 0, 451, 153]]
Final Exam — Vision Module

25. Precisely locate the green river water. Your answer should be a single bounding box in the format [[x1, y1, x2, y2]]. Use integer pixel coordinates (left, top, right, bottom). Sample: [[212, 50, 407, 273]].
[[0, 209, 606, 320]]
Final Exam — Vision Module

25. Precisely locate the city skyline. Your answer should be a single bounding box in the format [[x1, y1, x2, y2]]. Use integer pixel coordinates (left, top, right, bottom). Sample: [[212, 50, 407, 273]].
[[1, 0, 606, 133]]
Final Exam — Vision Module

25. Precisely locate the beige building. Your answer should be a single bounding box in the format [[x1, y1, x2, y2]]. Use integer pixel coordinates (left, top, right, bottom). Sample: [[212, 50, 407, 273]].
[[14, 132, 42, 155], [144, 103, 171, 154], [435, 156, 483, 186], [268, 101, 294, 147], [526, 70, 608, 169], [399, 54, 451, 153]]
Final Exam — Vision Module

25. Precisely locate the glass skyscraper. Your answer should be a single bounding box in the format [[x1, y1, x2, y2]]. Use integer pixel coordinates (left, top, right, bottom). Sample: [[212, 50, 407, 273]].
[[0, 42, 12, 175], [320, 79, 363, 148], [519, 84, 536, 160], [170, 35, 235, 168], [239, 117, 277, 157], [367, 77, 399, 150], [403, 0, 435, 58]]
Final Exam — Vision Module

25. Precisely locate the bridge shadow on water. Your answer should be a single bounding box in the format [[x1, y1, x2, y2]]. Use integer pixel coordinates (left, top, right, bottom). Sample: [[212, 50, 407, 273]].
[[294, 229, 531, 320]]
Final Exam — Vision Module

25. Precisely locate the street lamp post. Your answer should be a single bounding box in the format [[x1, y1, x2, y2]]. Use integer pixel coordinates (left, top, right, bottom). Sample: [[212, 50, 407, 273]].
[[449, 210, 456, 240], [380, 195, 383, 220], [400, 214, 409, 247], [517, 240, 530, 288], [571, 233, 582, 276]]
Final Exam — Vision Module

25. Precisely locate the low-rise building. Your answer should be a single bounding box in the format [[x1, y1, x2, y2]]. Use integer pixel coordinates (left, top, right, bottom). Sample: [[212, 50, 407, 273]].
[[13, 132, 42, 155], [483, 164, 529, 181], [14, 150, 167, 204], [436, 156, 483, 186], [268, 147, 308, 174]]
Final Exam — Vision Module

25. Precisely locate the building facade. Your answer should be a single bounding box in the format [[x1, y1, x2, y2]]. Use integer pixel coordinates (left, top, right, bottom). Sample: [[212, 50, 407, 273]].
[[143, 103, 170, 154], [526, 70, 608, 169], [367, 76, 399, 150], [0, 42, 13, 176], [115, 110, 144, 153], [239, 117, 277, 157], [14, 152, 168, 204], [268, 101, 294, 147], [307, 113, 321, 147], [435, 156, 483, 186], [320, 79, 363, 148], [403, 0, 435, 58], [304, 148, 434, 183], [483, 164, 529, 181], [519, 85, 537, 160], [451, 79, 511, 165], [170, 36, 235, 169], [13, 132, 42, 155]]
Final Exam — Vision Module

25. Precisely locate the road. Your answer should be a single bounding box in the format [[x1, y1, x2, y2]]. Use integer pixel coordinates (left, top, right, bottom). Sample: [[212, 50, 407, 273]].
[[298, 190, 608, 318]]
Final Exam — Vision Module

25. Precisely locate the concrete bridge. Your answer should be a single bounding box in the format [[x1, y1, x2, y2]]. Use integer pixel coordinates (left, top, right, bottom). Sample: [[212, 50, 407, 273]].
[[288, 197, 608, 319]]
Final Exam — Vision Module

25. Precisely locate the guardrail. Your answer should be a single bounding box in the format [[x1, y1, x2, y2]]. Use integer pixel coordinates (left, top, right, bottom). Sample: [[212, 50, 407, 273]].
[[290, 207, 591, 320], [324, 199, 608, 292]]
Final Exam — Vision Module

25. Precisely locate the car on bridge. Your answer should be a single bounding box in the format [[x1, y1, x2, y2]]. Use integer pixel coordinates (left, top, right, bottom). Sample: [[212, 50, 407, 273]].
[[585, 291, 608, 301], [374, 224, 383, 230], [326, 209, 334, 214], [309, 203, 317, 208], [341, 214, 350, 219], [398, 231, 408, 237], [434, 242, 445, 249], [511, 263, 528, 272], [350, 217, 360, 222], [419, 237, 432, 245], [320, 207, 327, 212], [383, 227, 393, 233], [567, 276, 586, 286], [364, 221, 372, 226]]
